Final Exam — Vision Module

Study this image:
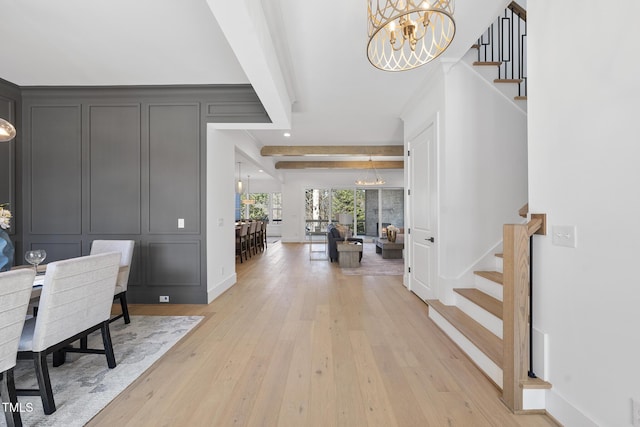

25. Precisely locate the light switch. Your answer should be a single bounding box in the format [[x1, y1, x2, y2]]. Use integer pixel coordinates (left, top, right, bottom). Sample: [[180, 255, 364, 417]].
[[217, 218, 224, 227], [178, 218, 185, 229], [552, 225, 577, 248]]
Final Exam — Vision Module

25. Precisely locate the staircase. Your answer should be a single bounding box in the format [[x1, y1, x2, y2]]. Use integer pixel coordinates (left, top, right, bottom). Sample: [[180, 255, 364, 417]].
[[427, 207, 552, 414], [464, 2, 528, 112], [427, 256, 506, 387]]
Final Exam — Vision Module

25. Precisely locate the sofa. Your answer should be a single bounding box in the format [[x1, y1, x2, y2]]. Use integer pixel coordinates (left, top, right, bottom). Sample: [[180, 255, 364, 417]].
[[327, 223, 363, 263]]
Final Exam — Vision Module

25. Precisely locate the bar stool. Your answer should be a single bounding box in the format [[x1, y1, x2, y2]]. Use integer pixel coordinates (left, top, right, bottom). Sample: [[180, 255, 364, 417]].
[[255, 221, 264, 252], [248, 221, 258, 257], [236, 223, 249, 263], [261, 221, 268, 250]]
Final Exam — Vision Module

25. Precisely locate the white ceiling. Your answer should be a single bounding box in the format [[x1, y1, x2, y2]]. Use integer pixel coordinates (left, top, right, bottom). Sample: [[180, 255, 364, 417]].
[[0, 0, 508, 181]]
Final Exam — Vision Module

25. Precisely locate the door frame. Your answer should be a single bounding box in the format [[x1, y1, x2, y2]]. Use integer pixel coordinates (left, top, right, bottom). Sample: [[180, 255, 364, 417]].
[[406, 114, 440, 299]]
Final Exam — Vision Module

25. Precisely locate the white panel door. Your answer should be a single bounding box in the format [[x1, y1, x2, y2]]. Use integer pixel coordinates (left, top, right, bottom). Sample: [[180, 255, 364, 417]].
[[408, 121, 437, 301]]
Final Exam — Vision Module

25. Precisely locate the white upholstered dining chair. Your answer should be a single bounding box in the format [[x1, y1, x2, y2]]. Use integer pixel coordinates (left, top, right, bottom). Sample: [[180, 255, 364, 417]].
[[90, 240, 135, 324], [0, 269, 35, 427], [17, 252, 120, 415]]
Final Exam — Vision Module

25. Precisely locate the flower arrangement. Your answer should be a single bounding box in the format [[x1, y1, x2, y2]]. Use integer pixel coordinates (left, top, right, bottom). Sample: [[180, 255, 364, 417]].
[[387, 225, 399, 242], [0, 203, 11, 230]]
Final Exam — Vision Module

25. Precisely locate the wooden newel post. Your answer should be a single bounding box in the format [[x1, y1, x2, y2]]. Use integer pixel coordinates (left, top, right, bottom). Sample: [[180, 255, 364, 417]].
[[502, 223, 531, 412]]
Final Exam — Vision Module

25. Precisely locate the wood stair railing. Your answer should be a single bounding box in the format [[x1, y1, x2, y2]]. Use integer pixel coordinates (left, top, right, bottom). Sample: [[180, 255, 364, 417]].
[[502, 211, 549, 412]]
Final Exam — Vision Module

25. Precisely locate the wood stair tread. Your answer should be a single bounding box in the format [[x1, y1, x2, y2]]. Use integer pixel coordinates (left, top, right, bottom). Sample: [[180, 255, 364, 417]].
[[520, 377, 552, 389], [474, 270, 503, 285], [454, 288, 503, 319], [514, 96, 528, 100], [494, 78, 523, 83], [473, 61, 501, 66], [495, 253, 504, 258], [427, 299, 503, 367]]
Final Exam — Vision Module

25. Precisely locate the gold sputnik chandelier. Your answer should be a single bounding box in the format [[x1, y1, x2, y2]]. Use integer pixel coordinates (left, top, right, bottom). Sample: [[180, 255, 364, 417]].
[[367, 0, 456, 72]]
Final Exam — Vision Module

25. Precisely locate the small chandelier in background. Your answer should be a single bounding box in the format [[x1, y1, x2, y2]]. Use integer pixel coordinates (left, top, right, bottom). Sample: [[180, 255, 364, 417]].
[[0, 118, 16, 142], [355, 158, 386, 186], [367, 0, 456, 72], [241, 175, 255, 205]]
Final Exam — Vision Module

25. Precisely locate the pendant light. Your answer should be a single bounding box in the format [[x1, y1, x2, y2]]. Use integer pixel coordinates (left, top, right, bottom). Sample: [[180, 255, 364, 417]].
[[0, 118, 16, 142], [241, 175, 255, 205], [367, 0, 456, 72], [236, 162, 243, 194]]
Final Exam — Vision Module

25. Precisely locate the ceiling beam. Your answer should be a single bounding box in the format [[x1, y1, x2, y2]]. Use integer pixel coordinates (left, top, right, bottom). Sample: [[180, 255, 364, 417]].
[[275, 161, 404, 170], [261, 145, 404, 157]]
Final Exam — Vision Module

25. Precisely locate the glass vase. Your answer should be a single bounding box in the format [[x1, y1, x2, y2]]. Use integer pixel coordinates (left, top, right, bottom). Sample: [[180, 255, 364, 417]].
[[0, 229, 14, 272]]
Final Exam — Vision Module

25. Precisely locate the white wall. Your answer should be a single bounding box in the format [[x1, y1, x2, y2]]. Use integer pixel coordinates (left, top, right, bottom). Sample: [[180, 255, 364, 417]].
[[403, 57, 528, 303], [528, 2, 640, 426], [440, 60, 528, 295], [206, 128, 241, 302], [280, 170, 404, 242]]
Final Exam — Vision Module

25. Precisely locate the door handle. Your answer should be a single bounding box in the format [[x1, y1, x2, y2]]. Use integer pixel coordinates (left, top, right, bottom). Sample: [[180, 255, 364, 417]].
[[426, 237, 435, 243]]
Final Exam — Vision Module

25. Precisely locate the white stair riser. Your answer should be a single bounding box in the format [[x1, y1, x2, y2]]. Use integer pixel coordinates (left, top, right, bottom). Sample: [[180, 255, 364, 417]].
[[495, 256, 503, 273], [428, 309, 503, 389], [523, 388, 546, 410], [462, 48, 479, 65], [455, 293, 503, 339], [474, 275, 503, 301], [493, 81, 520, 100], [472, 64, 500, 82], [515, 98, 528, 112]]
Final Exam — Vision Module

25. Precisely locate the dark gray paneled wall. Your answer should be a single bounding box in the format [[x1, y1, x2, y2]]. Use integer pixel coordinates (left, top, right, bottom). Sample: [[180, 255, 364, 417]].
[[30, 106, 82, 234], [0, 80, 21, 246], [89, 105, 141, 234], [20, 85, 268, 304]]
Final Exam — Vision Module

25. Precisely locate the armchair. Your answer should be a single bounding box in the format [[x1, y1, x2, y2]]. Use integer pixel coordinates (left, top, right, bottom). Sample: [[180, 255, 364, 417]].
[[90, 240, 134, 324], [17, 252, 120, 415], [0, 269, 35, 427], [327, 223, 363, 263]]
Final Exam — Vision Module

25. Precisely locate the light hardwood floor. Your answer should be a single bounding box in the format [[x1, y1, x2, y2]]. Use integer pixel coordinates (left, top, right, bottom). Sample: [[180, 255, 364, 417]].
[[88, 241, 557, 426]]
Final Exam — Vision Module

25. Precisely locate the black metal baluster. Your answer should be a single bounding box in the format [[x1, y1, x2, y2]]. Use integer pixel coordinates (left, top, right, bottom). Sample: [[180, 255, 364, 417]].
[[528, 235, 536, 378]]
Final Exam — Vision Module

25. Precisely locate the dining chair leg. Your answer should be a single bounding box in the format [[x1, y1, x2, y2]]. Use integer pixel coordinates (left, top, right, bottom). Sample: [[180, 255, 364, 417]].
[[34, 352, 56, 415], [101, 322, 117, 369], [0, 368, 23, 427], [119, 292, 130, 324], [52, 349, 66, 367]]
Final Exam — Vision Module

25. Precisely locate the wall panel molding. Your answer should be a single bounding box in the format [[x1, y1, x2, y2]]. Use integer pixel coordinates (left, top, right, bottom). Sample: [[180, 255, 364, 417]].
[[87, 104, 142, 234], [18, 85, 263, 303], [29, 105, 82, 235]]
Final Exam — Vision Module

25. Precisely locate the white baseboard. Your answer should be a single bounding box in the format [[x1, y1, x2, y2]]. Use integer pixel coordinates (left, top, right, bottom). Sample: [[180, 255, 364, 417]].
[[207, 273, 236, 304], [546, 389, 599, 427]]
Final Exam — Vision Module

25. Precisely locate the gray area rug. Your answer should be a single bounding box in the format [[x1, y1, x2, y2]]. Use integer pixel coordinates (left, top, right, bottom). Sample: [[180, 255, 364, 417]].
[[340, 243, 405, 276], [2, 315, 203, 427]]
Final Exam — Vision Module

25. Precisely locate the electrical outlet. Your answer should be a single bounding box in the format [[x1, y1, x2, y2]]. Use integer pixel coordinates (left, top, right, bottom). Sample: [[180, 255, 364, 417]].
[[159, 295, 169, 303], [633, 398, 640, 426]]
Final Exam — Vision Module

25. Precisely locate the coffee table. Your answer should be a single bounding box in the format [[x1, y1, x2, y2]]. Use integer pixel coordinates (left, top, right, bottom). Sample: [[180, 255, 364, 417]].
[[375, 237, 404, 259], [336, 241, 363, 268]]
